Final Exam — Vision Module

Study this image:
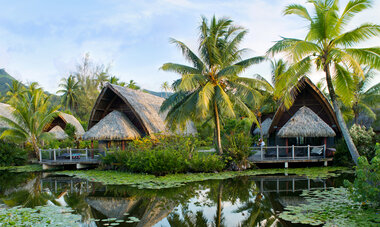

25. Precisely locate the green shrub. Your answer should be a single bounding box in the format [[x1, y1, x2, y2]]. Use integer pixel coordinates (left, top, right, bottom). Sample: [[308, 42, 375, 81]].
[[333, 139, 353, 167], [222, 118, 254, 169], [0, 142, 28, 166], [64, 123, 76, 139], [350, 124, 376, 160], [101, 135, 225, 175], [344, 144, 380, 207]]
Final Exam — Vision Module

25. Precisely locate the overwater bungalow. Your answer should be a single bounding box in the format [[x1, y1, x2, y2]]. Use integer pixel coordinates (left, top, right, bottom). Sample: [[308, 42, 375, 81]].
[[252, 77, 341, 160], [83, 83, 196, 149]]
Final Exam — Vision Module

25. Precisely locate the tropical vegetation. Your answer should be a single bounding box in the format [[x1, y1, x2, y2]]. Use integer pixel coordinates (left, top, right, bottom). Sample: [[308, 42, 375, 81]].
[[267, 0, 380, 164]]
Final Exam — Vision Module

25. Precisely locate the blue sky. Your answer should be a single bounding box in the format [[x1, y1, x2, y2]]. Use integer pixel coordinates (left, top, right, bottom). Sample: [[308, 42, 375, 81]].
[[0, 0, 379, 93]]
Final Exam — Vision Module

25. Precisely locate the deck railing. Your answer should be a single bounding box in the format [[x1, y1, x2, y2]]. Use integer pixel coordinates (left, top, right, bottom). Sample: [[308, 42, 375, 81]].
[[39, 148, 105, 163], [254, 145, 326, 161]]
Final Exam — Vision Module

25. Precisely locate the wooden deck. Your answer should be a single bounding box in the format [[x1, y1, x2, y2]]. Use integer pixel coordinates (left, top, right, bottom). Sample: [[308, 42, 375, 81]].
[[39, 148, 102, 169]]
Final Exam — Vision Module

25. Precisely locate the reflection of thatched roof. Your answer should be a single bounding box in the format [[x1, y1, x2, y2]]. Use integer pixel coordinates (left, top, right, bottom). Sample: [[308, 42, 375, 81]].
[[86, 197, 140, 219], [277, 106, 336, 138], [83, 110, 140, 141], [0, 103, 15, 128], [48, 126, 68, 140], [59, 112, 85, 136], [253, 118, 272, 137]]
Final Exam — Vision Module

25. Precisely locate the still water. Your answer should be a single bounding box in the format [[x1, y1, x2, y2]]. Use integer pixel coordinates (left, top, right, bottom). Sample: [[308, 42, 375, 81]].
[[0, 170, 350, 226]]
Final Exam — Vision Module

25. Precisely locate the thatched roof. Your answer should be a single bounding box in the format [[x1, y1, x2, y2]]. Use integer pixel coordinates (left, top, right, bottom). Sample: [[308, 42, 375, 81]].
[[0, 103, 15, 129], [87, 83, 197, 140], [269, 77, 340, 135], [277, 106, 336, 138], [83, 110, 140, 141], [58, 112, 85, 136], [48, 126, 68, 140], [253, 118, 272, 137]]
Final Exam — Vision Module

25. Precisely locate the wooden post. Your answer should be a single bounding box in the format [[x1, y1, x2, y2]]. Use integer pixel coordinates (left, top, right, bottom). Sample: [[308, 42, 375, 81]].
[[323, 144, 326, 158], [307, 145, 310, 160], [53, 149, 56, 161], [39, 150, 42, 162], [122, 141, 125, 151], [260, 146, 263, 160], [91, 140, 94, 149], [292, 145, 295, 160], [276, 145, 279, 160], [85, 148, 88, 160], [285, 138, 289, 157], [69, 148, 72, 161]]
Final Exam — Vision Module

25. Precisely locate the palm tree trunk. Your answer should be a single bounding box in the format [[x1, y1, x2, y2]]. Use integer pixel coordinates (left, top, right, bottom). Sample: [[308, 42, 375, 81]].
[[214, 101, 223, 154], [31, 136, 40, 160], [324, 66, 360, 164]]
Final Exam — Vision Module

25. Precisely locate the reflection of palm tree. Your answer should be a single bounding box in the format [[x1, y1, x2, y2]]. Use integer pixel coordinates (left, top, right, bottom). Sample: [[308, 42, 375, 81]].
[[65, 191, 92, 221], [167, 208, 209, 227]]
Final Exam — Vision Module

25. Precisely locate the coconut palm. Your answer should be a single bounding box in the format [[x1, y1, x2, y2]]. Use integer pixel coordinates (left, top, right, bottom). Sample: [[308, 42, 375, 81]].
[[267, 0, 380, 164], [160, 16, 265, 154], [0, 89, 60, 159], [161, 81, 171, 98], [108, 76, 120, 85], [350, 68, 380, 124], [127, 80, 140, 90], [57, 75, 80, 111], [4, 80, 25, 105], [96, 72, 109, 89]]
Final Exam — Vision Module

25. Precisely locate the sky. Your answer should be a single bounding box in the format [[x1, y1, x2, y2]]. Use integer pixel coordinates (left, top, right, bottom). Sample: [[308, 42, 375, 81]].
[[0, 0, 379, 93]]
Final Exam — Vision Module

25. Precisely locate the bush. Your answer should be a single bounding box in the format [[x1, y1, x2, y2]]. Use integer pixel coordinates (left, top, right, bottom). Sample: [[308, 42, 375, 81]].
[[344, 144, 380, 207], [64, 123, 76, 139], [101, 135, 225, 175], [0, 142, 28, 166], [333, 139, 354, 167], [222, 118, 255, 170], [350, 124, 376, 160]]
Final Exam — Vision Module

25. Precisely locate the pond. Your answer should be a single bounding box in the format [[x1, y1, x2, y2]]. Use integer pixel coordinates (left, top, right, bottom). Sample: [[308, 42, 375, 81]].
[[0, 168, 354, 226]]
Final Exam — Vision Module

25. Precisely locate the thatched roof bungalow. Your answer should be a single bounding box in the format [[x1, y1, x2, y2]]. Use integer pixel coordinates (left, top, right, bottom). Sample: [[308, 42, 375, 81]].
[[84, 83, 196, 148], [264, 77, 341, 149], [47, 125, 69, 140], [44, 112, 85, 139]]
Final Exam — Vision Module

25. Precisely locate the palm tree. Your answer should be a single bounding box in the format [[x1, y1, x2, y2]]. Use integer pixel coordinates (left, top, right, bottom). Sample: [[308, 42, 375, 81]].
[[127, 80, 140, 90], [0, 89, 60, 159], [267, 0, 380, 164], [350, 68, 380, 124], [160, 16, 265, 154], [161, 81, 171, 98], [4, 80, 25, 105], [108, 76, 120, 85], [96, 72, 109, 89], [57, 75, 80, 111]]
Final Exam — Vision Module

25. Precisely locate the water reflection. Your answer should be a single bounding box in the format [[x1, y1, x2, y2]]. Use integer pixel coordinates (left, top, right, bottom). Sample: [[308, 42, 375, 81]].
[[0, 171, 345, 227]]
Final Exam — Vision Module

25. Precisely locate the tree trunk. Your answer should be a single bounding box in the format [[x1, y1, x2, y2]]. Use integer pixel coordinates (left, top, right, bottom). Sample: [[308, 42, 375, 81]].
[[31, 136, 40, 160], [214, 101, 223, 155], [324, 65, 360, 164]]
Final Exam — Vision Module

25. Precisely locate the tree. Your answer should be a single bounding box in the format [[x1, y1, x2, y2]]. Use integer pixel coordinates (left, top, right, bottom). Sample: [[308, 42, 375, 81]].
[[108, 76, 120, 85], [127, 80, 140, 90], [57, 75, 80, 111], [267, 0, 380, 164], [160, 16, 265, 154], [0, 89, 60, 159], [161, 81, 171, 98], [350, 68, 380, 124], [96, 71, 109, 89], [4, 80, 25, 105]]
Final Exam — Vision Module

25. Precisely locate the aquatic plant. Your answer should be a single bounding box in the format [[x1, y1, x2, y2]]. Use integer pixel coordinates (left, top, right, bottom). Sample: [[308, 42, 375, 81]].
[[57, 167, 352, 189], [279, 187, 380, 226], [0, 205, 81, 226], [0, 164, 43, 172]]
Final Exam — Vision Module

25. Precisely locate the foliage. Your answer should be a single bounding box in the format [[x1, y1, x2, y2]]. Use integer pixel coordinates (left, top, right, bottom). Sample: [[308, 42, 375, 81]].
[[42, 138, 76, 149], [0, 205, 81, 226], [222, 118, 255, 169], [333, 139, 353, 167], [64, 123, 76, 139], [268, 0, 380, 164], [58, 167, 351, 189], [57, 75, 80, 111], [350, 124, 376, 160], [345, 144, 380, 207], [0, 142, 27, 166], [280, 187, 379, 226], [160, 16, 265, 154], [101, 135, 225, 175], [0, 87, 60, 159]]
